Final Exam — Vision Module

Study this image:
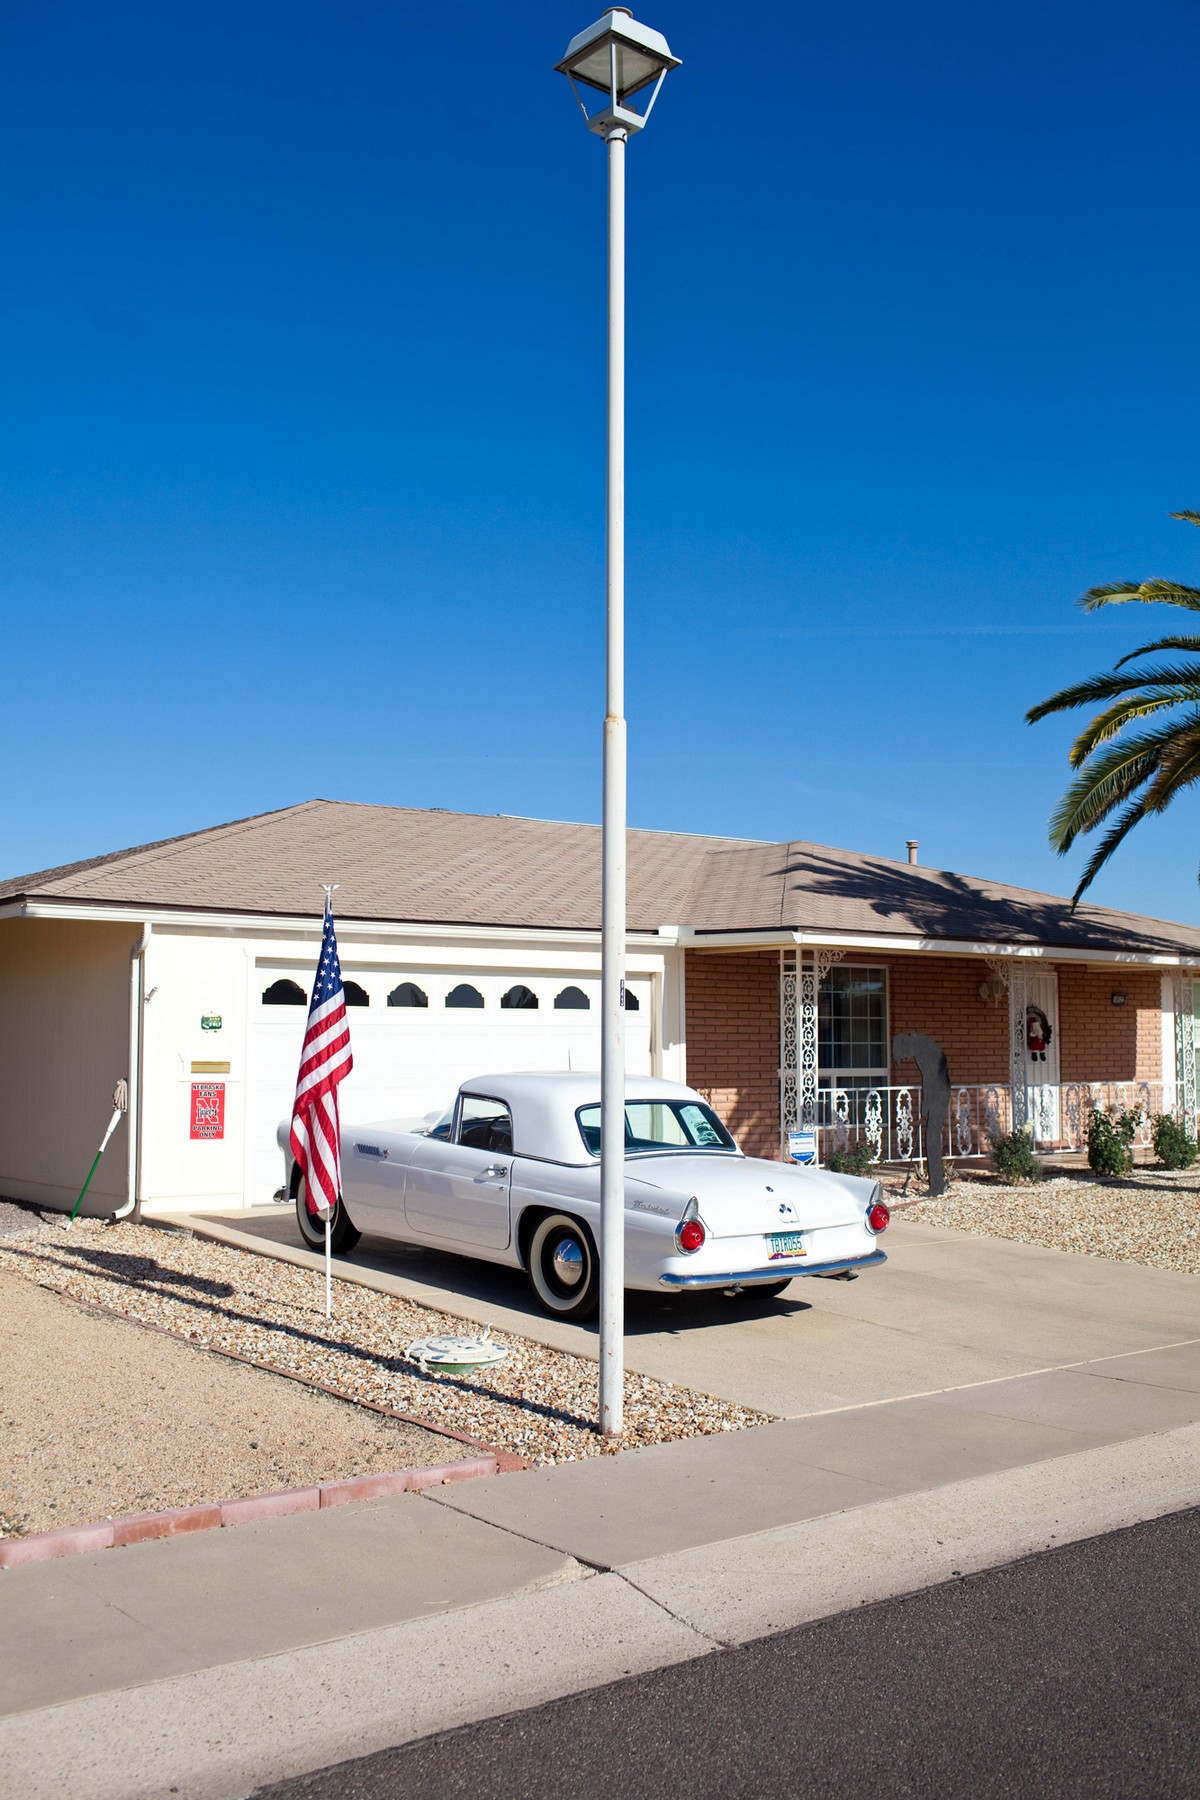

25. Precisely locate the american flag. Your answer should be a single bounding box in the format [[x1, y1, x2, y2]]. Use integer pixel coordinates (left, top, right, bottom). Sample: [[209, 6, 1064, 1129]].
[[289, 899, 354, 1219]]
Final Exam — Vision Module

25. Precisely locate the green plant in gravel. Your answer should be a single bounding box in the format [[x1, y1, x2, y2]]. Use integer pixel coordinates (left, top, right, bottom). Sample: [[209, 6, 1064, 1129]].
[[826, 1141, 877, 1176], [1151, 1112, 1199, 1170], [1086, 1106, 1139, 1176], [988, 1126, 1043, 1184]]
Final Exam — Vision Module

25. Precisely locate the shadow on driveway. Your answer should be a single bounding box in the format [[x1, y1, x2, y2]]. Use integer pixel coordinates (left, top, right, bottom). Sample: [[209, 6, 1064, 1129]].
[[190, 1208, 814, 1340]]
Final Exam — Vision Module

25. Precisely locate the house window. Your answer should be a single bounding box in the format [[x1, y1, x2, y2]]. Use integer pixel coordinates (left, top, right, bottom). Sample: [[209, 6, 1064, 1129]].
[[818, 966, 888, 1088], [554, 986, 590, 1010], [343, 980, 369, 1007], [388, 981, 428, 1008], [446, 983, 485, 1009], [262, 978, 306, 1006], [501, 984, 539, 1010]]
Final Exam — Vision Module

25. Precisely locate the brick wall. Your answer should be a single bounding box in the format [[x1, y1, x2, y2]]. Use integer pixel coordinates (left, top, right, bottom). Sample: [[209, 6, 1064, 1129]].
[[885, 955, 1009, 1087], [1057, 965, 1162, 1084], [684, 949, 1166, 1158], [684, 951, 780, 1158]]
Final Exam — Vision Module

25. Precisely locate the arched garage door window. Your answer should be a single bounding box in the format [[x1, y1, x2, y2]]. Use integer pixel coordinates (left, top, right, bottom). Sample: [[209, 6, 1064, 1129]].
[[388, 981, 428, 1008], [554, 986, 590, 1010], [625, 989, 640, 1010], [446, 983, 485, 1009], [501, 985, 539, 1010], [343, 980, 369, 1007], [262, 978, 306, 1005]]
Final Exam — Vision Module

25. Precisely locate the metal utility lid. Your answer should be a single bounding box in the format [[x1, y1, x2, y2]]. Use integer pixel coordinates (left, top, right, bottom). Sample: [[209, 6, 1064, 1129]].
[[406, 1331, 509, 1375]]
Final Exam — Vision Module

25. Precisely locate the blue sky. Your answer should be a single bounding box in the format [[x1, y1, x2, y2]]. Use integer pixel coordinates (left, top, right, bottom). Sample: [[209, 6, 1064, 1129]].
[[4, 0, 1199, 922]]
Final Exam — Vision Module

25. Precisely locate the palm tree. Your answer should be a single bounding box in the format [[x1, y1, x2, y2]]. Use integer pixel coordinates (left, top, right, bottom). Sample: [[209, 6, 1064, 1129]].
[[1027, 510, 1200, 907]]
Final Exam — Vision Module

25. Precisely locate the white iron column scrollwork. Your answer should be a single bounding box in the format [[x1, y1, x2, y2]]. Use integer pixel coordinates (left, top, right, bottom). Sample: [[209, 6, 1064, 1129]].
[[779, 951, 799, 1142], [982, 956, 1028, 1133], [799, 947, 844, 1128], [1173, 970, 1197, 1136]]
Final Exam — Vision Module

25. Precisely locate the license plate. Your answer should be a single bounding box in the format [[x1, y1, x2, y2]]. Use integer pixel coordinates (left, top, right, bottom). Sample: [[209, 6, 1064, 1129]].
[[768, 1231, 808, 1259]]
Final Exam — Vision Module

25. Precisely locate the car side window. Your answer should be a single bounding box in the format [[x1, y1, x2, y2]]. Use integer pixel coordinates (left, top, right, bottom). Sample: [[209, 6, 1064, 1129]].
[[456, 1094, 514, 1155]]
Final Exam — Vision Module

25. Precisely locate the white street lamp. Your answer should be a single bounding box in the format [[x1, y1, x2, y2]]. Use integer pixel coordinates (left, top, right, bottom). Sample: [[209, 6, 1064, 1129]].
[[556, 10, 681, 1440]]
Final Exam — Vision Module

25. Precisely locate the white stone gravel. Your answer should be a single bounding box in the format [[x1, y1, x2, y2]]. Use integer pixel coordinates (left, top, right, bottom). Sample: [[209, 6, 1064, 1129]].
[[884, 1163, 1200, 1275], [0, 1216, 768, 1484], [0, 1271, 464, 1538]]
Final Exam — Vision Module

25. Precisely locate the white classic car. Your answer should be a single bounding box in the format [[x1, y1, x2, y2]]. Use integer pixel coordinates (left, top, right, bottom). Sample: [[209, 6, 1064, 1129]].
[[279, 1072, 889, 1320]]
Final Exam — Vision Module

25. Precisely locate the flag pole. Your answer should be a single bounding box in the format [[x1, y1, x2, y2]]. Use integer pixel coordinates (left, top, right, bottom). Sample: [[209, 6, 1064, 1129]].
[[320, 882, 339, 1324]]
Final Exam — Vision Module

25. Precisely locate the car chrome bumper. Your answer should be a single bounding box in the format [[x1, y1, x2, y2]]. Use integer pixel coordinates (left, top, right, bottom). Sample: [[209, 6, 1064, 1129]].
[[658, 1249, 888, 1289]]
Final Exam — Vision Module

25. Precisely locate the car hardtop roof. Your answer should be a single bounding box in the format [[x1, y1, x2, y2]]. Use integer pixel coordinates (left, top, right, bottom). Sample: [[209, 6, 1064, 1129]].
[[458, 1071, 701, 1109]]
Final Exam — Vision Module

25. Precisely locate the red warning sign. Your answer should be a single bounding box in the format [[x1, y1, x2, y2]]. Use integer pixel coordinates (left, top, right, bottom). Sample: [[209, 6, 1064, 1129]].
[[190, 1082, 225, 1140]]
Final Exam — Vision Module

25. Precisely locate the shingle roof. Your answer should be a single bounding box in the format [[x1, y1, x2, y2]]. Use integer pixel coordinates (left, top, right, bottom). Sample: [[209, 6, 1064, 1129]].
[[3, 798, 1198, 959]]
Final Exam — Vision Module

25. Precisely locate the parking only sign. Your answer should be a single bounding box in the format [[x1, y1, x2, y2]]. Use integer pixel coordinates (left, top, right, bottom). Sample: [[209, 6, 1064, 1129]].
[[787, 1128, 817, 1166], [190, 1082, 225, 1140]]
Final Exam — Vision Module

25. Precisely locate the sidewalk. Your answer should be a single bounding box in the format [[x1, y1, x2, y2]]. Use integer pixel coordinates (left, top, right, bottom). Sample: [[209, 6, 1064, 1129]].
[[2, 1219, 1197, 1799]]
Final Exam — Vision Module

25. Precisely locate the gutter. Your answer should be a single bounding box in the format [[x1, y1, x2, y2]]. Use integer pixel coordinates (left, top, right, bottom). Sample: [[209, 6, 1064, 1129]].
[[677, 926, 1200, 970], [114, 924, 152, 1222]]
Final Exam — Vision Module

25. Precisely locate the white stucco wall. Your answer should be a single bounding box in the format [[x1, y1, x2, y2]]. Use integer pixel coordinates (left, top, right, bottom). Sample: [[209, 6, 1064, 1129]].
[[137, 920, 679, 1214], [0, 917, 138, 1212], [0, 910, 682, 1217]]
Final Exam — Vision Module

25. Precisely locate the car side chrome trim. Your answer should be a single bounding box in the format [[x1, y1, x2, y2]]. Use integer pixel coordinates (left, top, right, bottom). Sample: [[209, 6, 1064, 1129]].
[[658, 1249, 888, 1289]]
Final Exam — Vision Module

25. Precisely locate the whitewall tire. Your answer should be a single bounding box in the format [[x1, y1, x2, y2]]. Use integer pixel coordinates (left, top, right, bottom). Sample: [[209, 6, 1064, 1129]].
[[527, 1213, 600, 1321]]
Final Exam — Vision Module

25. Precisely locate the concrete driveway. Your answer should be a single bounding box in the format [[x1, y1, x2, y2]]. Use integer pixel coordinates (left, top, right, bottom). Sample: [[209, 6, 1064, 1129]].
[[186, 1207, 1200, 1417]]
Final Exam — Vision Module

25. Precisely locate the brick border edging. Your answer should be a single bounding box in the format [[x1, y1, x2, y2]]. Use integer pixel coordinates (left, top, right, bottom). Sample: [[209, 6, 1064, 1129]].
[[0, 1454, 501, 1569], [0, 1277, 532, 1571]]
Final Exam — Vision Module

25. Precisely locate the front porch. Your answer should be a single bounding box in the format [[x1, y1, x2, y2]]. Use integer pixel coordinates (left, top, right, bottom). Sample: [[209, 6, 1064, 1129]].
[[683, 944, 1200, 1166]]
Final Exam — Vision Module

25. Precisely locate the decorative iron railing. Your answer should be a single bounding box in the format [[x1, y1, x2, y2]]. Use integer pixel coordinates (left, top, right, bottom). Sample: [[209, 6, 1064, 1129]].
[[812, 1080, 1172, 1165]]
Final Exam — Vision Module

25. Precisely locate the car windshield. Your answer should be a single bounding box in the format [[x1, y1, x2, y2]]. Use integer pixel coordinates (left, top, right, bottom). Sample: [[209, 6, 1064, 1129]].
[[576, 1100, 736, 1157]]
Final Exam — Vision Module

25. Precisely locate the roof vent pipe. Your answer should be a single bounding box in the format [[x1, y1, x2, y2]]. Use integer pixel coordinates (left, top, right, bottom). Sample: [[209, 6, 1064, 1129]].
[[906, 840, 919, 865]]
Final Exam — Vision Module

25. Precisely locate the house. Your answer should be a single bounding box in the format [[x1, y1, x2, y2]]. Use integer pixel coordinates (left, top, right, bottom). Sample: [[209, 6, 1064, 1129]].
[[2, 799, 1198, 1217]]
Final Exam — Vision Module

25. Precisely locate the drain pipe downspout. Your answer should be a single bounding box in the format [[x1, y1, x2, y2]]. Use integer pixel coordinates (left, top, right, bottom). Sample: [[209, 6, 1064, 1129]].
[[113, 924, 152, 1223]]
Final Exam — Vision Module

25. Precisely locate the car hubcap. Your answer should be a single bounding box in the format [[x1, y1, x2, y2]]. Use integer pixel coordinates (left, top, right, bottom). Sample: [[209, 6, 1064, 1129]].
[[551, 1237, 584, 1288]]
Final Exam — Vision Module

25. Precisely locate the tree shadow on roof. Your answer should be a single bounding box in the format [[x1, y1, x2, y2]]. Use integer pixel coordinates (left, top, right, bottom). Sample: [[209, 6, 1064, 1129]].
[[772, 847, 1196, 957]]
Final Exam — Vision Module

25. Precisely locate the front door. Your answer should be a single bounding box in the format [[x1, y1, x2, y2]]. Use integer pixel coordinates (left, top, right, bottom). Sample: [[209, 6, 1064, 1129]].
[[1025, 969, 1061, 1146]]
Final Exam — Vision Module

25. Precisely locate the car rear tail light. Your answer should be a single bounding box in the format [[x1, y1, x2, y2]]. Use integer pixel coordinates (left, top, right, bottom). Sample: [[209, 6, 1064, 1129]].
[[867, 1201, 890, 1234], [676, 1217, 706, 1253]]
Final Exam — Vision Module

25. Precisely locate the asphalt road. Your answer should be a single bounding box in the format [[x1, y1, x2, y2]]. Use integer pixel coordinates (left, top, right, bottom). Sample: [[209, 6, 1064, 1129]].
[[254, 1506, 1200, 1800]]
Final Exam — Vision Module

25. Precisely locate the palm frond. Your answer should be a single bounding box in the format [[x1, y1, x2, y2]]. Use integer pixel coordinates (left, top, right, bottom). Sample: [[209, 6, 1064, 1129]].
[[1069, 795, 1155, 907], [1169, 511, 1200, 528], [1140, 729, 1200, 815], [1114, 634, 1200, 669], [1048, 742, 1160, 850], [1047, 715, 1200, 848], [1068, 691, 1194, 765], [1078, 578, 1200, 614], [1027, 661, 1200, 725]]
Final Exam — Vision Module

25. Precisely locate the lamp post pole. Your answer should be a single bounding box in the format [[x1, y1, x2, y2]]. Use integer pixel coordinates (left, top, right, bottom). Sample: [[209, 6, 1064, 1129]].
[[555, 8, 680, 1443], [599, 118, 627, 1438]]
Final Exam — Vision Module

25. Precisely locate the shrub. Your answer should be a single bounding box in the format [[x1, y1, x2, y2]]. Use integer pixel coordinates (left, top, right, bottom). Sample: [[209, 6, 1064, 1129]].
[[989, 1127, 1042, 1185], [1151, 1112, 1198, 1170], [826, 1141, 877, 1176], [1086, 1106, 1138, 1177]]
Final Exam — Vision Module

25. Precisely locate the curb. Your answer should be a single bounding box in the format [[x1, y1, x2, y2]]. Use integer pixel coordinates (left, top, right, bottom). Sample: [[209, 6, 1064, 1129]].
[[0, 1455, 502, 1569]]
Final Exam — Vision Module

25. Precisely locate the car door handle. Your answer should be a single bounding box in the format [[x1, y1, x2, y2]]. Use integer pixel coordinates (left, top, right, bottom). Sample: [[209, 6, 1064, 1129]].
[[480, 1164, 509, 1180]]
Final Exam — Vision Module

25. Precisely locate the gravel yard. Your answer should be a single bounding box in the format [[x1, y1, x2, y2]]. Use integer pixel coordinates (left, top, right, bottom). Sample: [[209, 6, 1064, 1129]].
[[0, 1211, 767, 1527], [0, 1272, 465, 1538], [884, 1163, 1200, 1275]]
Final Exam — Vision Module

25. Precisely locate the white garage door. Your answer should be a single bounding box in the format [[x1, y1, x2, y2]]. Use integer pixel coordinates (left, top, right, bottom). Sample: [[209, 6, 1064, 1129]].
[[246, 966, 653, 1206]]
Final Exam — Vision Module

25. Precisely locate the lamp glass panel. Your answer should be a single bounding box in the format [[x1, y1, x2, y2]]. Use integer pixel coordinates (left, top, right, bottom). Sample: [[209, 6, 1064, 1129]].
[[568, 36, 669, 98]]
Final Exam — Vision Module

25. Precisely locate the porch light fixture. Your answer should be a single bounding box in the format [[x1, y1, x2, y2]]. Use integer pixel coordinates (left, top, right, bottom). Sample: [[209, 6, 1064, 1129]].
[[556, 10, 681, 1441], [1111, 991, 1128, 1007]]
